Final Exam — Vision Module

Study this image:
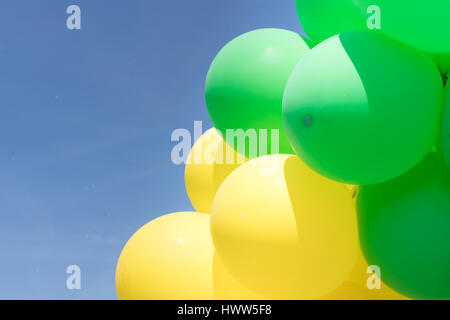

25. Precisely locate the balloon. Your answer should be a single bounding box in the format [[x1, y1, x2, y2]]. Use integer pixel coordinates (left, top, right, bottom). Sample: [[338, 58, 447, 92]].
[[441, 83, 450, 169], [210, 154, 358, 299], [354, 1, 450, 53], [299, 33, 315, 49], [214, 249, 404, 301], [439, 54, 450, 75], [323, 250, 408, 300], [205, 29, 309, 158], [185, 128, 245, 213], [283, 31, 443, 185], [213, 252, 265, 300], [116, 212, 214, 300], [356, 153, 450, 299], [295, 0, 366, 45], [322, 281, 379, 300]]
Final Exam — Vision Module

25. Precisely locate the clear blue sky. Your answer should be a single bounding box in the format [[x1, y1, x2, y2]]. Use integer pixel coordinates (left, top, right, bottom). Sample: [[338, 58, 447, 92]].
[[0, 0, 305, 299]]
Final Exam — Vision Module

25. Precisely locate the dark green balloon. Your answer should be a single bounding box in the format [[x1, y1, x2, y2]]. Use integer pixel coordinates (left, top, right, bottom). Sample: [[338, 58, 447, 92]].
[[355, 0, 450, 53], [440, 83, 450, 169], [283, 31, 443, 185], [205, 29, 309, 158], [295, 0, 366, 45], [356, 152, 450, 300], [439, 54, 450, 76]]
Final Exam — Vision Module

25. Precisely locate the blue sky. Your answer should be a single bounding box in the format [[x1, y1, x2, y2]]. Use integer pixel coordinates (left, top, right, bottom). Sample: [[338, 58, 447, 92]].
[[0, 0, 305, 299]]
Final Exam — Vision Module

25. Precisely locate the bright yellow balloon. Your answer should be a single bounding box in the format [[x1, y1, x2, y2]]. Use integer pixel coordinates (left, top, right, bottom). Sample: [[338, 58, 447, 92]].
[[210, 154, 358, 299], [213, 252, 265, 300], [185, 128, 246, 213], [321, 281, 380, 300], [116, 212, 214, 300]]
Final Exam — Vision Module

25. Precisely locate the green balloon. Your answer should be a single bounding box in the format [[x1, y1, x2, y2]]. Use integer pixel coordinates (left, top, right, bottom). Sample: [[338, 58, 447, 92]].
[[299, 33, 315, 49], [295, 0, 366, 45], [205, 29, 309, 158], [283, 31, 443, 185], [440, 83, 450, 169], [355, 0, 450, 53], [356, 152, 450, 299], [439, 54, 450, 75]]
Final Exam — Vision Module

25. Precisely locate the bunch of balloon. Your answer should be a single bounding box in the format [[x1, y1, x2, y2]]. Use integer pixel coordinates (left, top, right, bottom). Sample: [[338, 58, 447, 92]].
[[115, 1, 450, 300], [284, 0, 449, 300]]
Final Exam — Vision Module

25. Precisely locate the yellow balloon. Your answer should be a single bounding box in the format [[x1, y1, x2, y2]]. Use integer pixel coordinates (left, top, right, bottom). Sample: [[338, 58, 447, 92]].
[[321, 281, 380, 300], [116, 212, 214, 300], [213, 252, 265, 300], [210, 154, 359, 299], [322, 250, 408, 300], [185, 128, 246, 213]]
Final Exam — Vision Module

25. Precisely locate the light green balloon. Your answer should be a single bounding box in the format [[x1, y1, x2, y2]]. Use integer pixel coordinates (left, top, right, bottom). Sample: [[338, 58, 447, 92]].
[[283, 31, 443, 185], [355, 0, 450, 53], [205, 29, 309, 158], [295, 0, 366, 45]]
